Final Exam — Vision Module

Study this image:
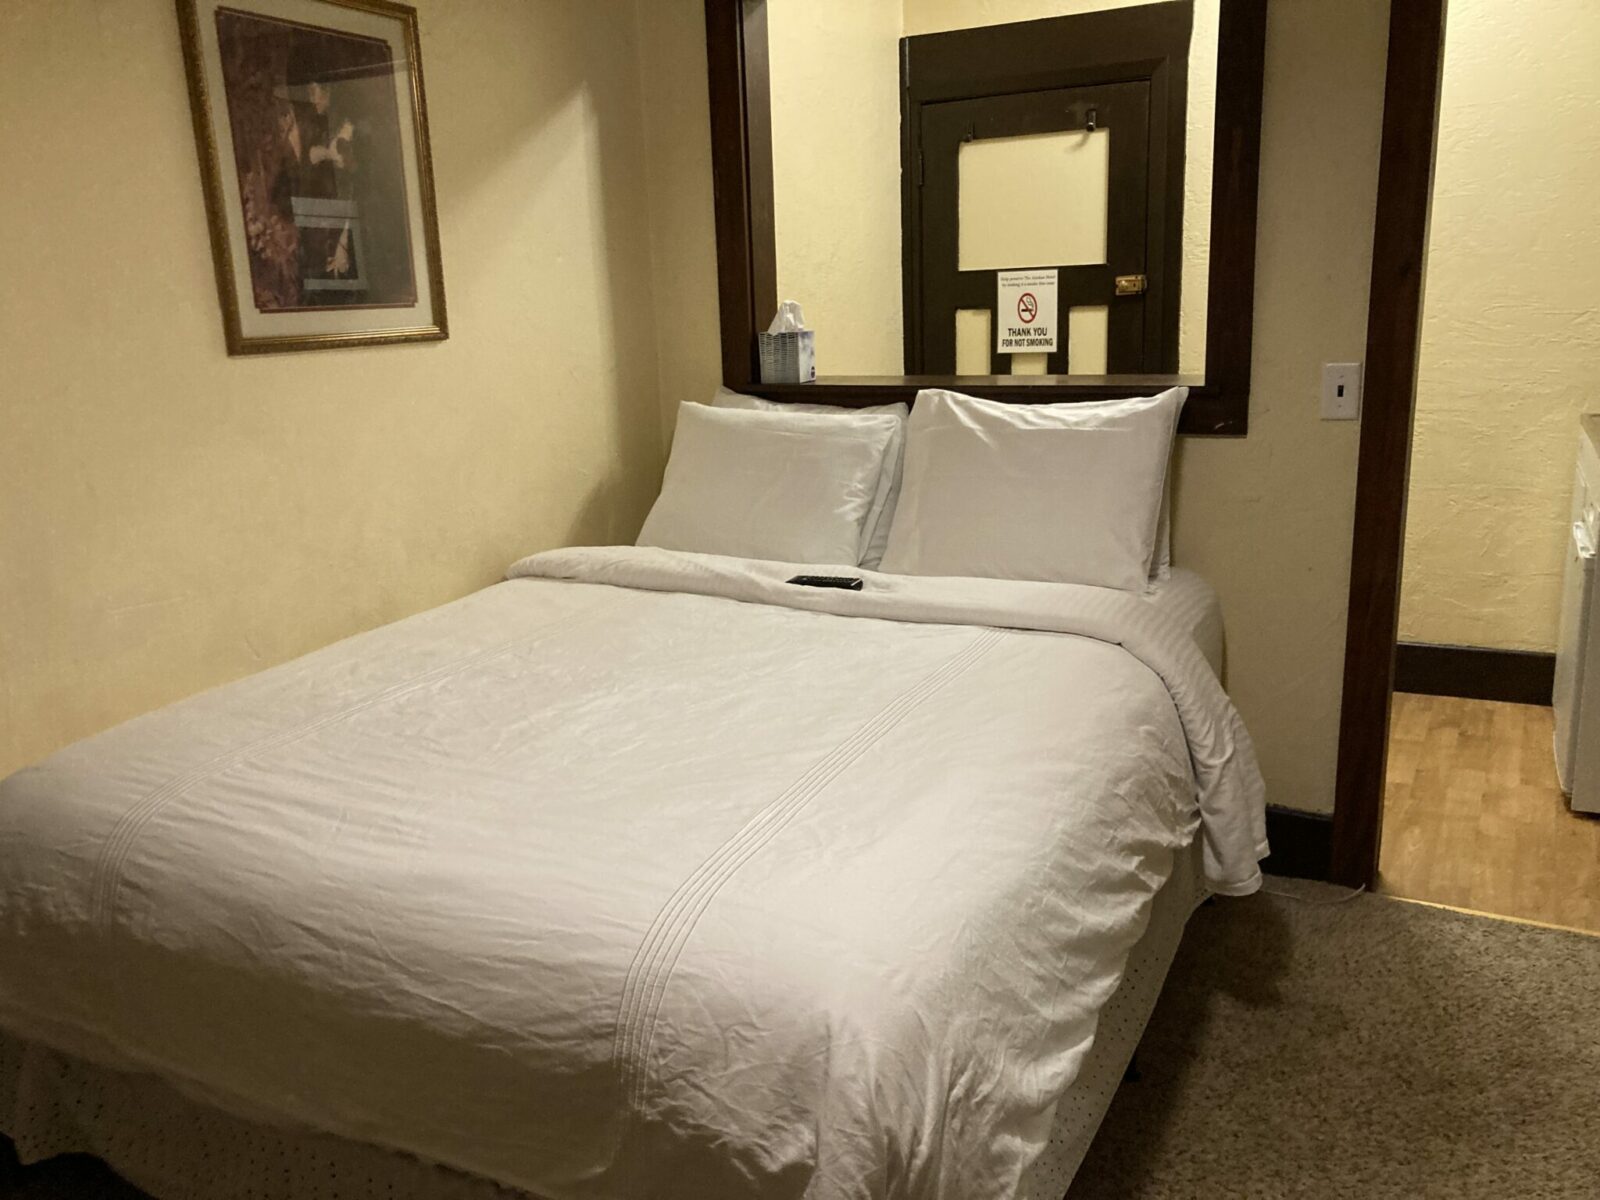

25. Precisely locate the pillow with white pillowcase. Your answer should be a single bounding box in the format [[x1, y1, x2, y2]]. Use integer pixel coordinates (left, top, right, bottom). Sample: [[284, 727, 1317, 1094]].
[[713, 387, 909, 569], [1153, 469, 1175, 581], [878, 387, 1188, 591], [637, 401, 901, 567]]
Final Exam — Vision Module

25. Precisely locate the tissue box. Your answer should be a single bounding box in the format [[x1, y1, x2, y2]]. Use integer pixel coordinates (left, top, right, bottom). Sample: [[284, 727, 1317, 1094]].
[[758, 330, 816, 384]]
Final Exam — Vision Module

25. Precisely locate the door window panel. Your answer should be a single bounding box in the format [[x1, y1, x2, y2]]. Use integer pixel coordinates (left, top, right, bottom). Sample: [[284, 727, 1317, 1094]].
[[957, 129, 1110, 271], [955, 308, 992, 375], [1067, 305, 1109, 375]]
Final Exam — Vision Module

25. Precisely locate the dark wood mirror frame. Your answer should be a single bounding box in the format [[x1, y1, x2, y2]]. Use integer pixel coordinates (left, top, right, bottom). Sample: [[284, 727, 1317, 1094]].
[[704, 0, 1267, 436]]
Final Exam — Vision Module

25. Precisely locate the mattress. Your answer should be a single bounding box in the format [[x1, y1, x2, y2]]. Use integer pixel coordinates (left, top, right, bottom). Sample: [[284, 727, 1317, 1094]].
[[0, 841, 1208, 1200], [0, 547, 1265, 1200]]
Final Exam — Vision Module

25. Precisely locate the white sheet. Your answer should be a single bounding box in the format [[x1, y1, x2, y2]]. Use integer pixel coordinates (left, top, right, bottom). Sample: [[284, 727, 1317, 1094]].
[[1142, 567, 1225, 678], [0, 547, 1265, 1200]]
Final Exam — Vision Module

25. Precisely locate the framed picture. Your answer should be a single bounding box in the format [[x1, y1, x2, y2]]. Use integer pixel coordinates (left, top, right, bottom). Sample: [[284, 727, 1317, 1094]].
[[176, 0, 447, 354]]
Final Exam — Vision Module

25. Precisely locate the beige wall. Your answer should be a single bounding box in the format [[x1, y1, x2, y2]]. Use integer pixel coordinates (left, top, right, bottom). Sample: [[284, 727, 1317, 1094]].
[[768, 0, 906, 374], [0, 0, 667, 778], [632, 0, 724, 451], [641, 0, 1391, 815], [1398, 0, 1600, 652]]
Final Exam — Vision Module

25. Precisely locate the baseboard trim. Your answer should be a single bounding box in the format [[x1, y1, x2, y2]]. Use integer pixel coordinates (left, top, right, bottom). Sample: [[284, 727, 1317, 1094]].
[[1394, 641, 1555, 707], [1263, 805, 1333, 882]]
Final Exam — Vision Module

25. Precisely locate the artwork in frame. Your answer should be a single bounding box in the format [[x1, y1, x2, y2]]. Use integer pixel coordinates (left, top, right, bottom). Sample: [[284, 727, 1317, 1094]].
[[177, 0, 447, 354]]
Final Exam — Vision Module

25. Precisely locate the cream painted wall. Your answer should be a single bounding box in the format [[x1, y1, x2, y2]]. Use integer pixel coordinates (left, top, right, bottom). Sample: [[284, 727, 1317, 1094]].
[[768, 0, 906, 375], [0, 0, 667, 778], [638, 0, 1390, 815], [1168, 0, 1384, 815], [632, 0, 724, 445], [1397, 0, 1600, 652]]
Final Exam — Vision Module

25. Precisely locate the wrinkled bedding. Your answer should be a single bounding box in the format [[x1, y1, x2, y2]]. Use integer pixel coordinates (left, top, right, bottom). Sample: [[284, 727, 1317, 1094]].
[[0, 547, 1266, 1199]]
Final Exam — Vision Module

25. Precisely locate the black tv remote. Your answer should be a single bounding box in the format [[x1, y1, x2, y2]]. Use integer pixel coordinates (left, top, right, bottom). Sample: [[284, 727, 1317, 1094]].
[[787, 575, 864, 590]]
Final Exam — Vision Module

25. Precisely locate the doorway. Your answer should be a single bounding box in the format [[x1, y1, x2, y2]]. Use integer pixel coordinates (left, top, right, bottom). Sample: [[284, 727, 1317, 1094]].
[[1334, 0, 1600, 934]]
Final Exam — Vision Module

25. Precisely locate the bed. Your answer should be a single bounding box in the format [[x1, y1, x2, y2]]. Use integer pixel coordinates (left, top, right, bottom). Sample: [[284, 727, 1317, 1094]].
[[0, 542, 1261, 1200]]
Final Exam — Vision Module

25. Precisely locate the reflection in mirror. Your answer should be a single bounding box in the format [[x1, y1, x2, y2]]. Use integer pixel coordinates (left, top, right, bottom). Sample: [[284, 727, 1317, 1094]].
[[958, 130, 1111, 271], [767, 0, 1215, 379]]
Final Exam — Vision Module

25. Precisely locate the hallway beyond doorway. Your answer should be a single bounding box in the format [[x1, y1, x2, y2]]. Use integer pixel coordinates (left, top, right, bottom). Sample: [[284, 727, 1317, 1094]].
[[1381, 692, 1600, 934]]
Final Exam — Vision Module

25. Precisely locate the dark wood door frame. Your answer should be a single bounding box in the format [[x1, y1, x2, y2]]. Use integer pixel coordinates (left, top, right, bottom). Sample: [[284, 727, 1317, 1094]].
[[1330, 0, 1450, 887], [702, 0, 1267, 437]]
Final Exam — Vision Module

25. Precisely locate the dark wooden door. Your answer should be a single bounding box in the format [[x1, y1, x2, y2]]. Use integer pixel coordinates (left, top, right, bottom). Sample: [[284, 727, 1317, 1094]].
[[915, 80, 1155, 375]]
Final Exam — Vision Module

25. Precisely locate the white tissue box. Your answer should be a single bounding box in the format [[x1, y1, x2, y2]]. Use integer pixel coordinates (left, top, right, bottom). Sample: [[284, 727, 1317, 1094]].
[[758, 330, 816, 384]]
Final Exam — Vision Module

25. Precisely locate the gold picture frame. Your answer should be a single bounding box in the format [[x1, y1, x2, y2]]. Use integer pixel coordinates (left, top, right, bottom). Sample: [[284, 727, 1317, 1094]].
[[176, 0, 447, 354]]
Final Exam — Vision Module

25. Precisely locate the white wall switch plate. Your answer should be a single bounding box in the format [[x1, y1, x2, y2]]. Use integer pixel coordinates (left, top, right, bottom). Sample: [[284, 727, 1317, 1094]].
[[1321, 362, 1363, 420]]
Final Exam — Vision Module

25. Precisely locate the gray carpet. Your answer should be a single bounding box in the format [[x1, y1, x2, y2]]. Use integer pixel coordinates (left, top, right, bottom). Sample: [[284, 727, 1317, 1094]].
[[1068, 880, 1600, 1199], [5, 882, 1598, 1198]]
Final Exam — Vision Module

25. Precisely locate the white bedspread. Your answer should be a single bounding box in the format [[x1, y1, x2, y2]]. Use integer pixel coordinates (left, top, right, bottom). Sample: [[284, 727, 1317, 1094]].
[[0, 547, 1265, 1200]]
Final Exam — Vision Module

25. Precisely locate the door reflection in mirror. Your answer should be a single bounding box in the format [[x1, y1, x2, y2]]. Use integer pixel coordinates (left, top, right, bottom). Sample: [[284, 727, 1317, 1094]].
[[767, 0, 1215, 377]]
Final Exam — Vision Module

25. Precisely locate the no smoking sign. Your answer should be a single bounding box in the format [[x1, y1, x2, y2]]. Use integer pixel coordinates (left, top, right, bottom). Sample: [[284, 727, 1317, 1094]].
[[996, 269, 1058, 353]]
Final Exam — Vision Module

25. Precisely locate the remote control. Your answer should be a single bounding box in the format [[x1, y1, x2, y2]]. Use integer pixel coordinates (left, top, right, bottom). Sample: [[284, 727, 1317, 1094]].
[[787, 575, 864, 590]]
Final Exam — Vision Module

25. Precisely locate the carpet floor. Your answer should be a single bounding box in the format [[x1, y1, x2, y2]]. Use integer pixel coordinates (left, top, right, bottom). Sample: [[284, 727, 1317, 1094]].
[[4, 880, 1598, 1199], [1068, 880, 1600, 1199]]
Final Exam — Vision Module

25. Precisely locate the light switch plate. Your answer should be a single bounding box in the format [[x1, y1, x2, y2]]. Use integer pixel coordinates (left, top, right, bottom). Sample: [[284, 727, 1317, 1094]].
[[1321, 362, 1363, 420]]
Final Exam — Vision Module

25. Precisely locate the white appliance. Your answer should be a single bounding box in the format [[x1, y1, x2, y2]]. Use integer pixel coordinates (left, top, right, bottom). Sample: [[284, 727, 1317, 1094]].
[[1552, 419, 1600, 812]]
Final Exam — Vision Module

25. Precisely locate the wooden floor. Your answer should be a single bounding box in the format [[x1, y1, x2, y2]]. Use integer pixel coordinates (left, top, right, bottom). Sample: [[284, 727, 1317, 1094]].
[[1380, 692, 1600, 934]]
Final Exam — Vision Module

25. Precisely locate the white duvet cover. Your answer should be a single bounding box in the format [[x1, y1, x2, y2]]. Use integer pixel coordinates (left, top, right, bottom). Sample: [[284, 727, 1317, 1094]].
[[0, 547, 1265, 1200]]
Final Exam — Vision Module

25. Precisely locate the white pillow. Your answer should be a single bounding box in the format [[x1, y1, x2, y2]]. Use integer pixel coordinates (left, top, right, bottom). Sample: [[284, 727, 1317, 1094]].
[[878, 387, 1188, 591], [1153, 458, 1175, 581], [713, 387, 909, 569], [638, 402, 901, 566]]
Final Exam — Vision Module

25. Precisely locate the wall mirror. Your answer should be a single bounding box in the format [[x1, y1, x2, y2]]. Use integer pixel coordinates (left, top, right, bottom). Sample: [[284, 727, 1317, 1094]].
[[706, 0, 1266, 434]]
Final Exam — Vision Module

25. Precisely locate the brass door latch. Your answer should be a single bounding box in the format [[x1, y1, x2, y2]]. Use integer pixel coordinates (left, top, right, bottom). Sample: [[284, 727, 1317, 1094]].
[[1115, 274, 1147, 296]]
